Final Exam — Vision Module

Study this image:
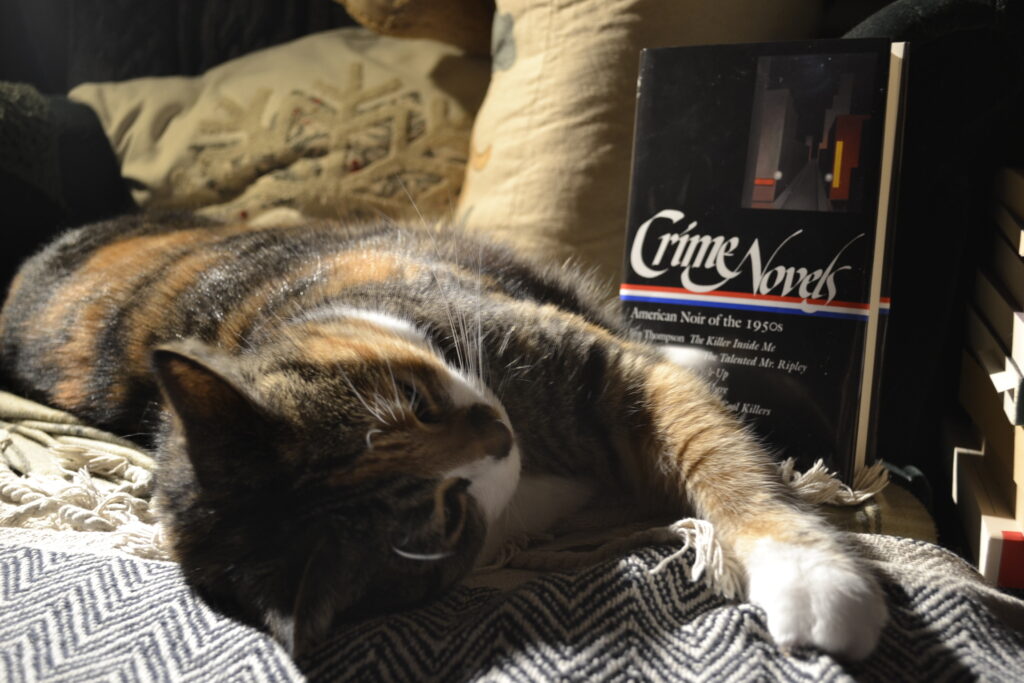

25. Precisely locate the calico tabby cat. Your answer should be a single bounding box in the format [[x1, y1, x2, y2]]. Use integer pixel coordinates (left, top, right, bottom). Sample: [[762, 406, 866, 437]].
[[0, 214, 886, 659]]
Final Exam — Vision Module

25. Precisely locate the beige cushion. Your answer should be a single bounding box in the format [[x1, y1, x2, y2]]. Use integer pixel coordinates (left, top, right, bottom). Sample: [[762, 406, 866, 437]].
[[70, 28, 490, 224], [456, 0, 822, 292], [335, 0, 495, 56]]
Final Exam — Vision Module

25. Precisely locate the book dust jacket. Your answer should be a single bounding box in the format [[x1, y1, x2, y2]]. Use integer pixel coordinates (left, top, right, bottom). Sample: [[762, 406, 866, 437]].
[[622, 39, 907, 482]]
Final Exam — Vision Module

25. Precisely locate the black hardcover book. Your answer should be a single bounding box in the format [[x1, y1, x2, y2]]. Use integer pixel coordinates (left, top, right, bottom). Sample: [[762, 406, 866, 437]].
[[622, 39, 908, 483]]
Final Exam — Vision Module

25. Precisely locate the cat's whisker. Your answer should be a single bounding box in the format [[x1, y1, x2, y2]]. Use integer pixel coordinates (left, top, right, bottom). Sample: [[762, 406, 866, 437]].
[[382, 360, 403, 423], [417, 226, 467, 374], [451, 235, 478, 382], [342, 374, 389, 425], [444, 184, 457, 230], [476, 239, 484, 386], [463, 312, 479, 383], [442, 301, 466, 373], [395, 173, 434, 237], [454, 307, 471, 378], [460, 304, 478, 382], [496, 329, 515, 358], [436, 226, 479, 382], [380, 396, 403, 426], [391, 547, 452, 562], [371, 393, 396, 425], [494, 356, 535, 405]]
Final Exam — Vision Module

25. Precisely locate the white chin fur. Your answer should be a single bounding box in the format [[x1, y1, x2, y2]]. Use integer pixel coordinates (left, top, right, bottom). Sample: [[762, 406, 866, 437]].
[[446, 445, 521, 526], [745, 538, 887, 661]]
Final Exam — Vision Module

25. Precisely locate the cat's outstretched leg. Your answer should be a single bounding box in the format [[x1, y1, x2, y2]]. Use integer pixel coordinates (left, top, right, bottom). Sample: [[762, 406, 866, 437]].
[[482, 301, 885, 659], [631, 356, 887, 660]]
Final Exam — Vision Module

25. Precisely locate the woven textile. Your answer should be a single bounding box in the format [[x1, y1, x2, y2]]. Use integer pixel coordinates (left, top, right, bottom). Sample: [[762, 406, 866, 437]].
[[6, 390, 999, 681], [0, 538, 300, 682], [0, 394, 1015, 680], [68, 28, 489, 224], [1, 531, 1023, 682]]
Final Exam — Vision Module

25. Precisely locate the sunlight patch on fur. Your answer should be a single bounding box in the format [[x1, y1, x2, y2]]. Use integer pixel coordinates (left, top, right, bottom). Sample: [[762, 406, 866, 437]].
[[299, 306, 429, 347]]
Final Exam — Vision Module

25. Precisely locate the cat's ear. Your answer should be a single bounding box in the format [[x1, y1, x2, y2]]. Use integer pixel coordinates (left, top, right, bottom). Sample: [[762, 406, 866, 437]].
[[152, 341, 265, 486]]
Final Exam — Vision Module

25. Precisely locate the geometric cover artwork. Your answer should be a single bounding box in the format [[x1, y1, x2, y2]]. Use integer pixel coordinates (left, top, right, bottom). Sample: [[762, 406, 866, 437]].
[[743, 53, 878, 213]]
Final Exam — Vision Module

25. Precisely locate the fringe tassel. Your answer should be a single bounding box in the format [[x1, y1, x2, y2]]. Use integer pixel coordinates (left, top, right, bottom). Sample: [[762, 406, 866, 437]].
[[114, 521, 172, 561], [0, 426, 172, 560], [649, 519, 746, 600], [779, 457, 889, 506]]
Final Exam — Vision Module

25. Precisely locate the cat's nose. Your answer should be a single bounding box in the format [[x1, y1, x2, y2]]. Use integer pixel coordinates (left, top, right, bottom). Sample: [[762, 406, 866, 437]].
[[466, 403, 513, 459]]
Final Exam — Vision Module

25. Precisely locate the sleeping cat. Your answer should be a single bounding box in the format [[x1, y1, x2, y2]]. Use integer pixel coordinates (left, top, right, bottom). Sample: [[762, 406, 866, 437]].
[[0, 213, 886, 659]]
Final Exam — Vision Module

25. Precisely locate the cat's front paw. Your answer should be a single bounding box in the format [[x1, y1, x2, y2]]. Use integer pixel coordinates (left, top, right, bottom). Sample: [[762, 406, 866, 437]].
[[745, 539, 887, 661]]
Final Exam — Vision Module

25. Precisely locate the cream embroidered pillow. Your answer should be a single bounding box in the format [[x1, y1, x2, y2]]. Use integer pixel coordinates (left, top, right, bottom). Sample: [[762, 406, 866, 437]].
[[70, 28, 490, 223], [456, 0, 822, 290]]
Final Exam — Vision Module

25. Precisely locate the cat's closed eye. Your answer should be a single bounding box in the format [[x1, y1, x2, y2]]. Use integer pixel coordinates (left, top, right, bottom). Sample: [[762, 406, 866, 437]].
[[399, 380, 442, 424]]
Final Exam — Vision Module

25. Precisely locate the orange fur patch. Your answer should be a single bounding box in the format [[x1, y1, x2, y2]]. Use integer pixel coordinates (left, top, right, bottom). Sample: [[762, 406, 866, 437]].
[[41, 228, 246, 409], [123, 248, 235, 377], [216, 251, 407, 349], [643, 359, 799, 542]]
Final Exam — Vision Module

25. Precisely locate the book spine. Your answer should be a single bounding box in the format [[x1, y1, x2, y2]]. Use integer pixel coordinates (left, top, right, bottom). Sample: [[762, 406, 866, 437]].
[[959, 352, 1016, 504], [994, 528, 1024, 589], [954, 446, 1024, 589], [1002, 351, 1024, 426], [1014, 312, 1024, 376], [993, 203, 1024, 258], [974, 270, 1015, 349], [966, 193, 1024, 426], [858, 42, 908, 469], [995, 168, 1024, 237], [963, 305, 1024, 425], [988, 229, 1024, 310]]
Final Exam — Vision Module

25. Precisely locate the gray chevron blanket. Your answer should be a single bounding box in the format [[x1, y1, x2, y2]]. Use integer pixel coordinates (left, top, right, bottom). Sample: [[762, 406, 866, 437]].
[[2, 392, 1023, 680], [1, 528, 1024, 681]]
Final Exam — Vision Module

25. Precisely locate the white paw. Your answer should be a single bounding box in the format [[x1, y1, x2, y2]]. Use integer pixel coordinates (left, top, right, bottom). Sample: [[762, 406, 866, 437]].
[[745, 539, 887, 660]]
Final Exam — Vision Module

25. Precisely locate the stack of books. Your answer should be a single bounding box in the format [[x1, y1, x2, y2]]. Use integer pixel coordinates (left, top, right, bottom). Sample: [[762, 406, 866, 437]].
[[955, 166, 1024, 588]]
